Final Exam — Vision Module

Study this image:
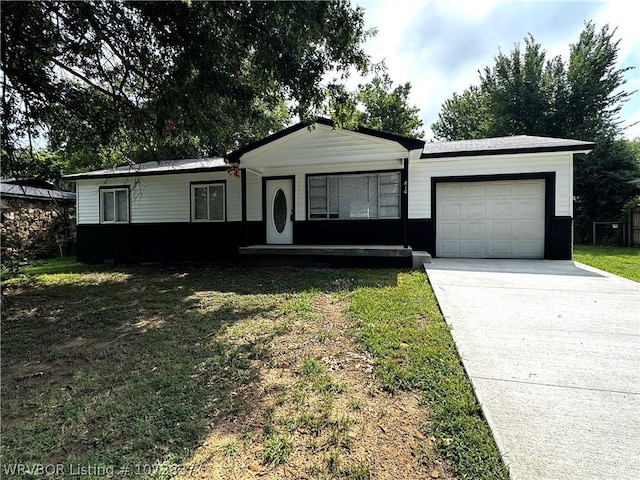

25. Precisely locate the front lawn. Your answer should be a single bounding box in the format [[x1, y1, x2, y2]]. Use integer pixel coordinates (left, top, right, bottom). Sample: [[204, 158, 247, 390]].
[[1, 259, 507, 479], [573, 245, 640, 282]]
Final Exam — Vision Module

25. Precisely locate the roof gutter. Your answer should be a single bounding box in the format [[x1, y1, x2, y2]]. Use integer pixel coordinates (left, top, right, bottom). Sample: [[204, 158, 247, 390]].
[[420, 143, 596, 159]]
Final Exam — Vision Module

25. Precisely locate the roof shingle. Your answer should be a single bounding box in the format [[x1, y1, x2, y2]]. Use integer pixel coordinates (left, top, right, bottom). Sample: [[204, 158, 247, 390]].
[[63, 157, 228, 180], [421, 135, 595, 158]]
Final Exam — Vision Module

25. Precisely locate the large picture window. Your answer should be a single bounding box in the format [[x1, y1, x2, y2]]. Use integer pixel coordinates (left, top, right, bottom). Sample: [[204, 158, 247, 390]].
[[308, 172, 401, 220], [100, 187, 129, 223], [191, 183, 225, 222]]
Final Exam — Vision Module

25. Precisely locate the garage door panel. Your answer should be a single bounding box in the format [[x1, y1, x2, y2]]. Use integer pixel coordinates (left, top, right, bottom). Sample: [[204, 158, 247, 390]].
[[436, 179, 545, 259], [465, 202, 487, 218], [441, 223, 461, 236], [491, 242, 513, 256], [466, 223, 487, 237], [440, 184, 461, 198], [515, 221, 543, 237], [466, 242, 487, 256], [493, 202, 514, 217], [465, 184, 487, 197], [517, 181, 544, 196], [517, 200, 543, 217], [493, 222, 513, 237], [516, 241, 544, 257], [442, 203, 462, 218], [492, 183, 514, 196], [440, 242, 461, 255]]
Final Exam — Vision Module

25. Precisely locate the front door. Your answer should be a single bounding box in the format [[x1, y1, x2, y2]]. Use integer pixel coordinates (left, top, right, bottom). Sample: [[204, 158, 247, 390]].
[[266, 178, 293, 244]]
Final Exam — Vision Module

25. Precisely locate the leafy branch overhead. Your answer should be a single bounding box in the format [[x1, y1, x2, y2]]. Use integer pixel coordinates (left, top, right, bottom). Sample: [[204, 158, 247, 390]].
[[1, 0, 373, 175]]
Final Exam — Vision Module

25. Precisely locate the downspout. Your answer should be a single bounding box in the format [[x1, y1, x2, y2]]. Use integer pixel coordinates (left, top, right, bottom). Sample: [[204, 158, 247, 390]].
[[403, 157, 409, 248], [241, 168, 248, 247]]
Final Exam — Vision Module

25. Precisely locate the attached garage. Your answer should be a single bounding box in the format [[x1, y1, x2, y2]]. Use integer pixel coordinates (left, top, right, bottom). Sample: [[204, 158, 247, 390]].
[[436, 179, 545, 258], [409, 135, 595, 260]]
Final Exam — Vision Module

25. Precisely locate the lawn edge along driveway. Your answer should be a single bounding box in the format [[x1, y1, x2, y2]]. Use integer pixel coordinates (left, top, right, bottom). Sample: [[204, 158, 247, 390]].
[[424, 259, 640, 480]]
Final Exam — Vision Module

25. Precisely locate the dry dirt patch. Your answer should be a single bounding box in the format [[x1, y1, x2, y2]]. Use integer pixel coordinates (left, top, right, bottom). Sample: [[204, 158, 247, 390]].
[[181, 294, 453, 480]]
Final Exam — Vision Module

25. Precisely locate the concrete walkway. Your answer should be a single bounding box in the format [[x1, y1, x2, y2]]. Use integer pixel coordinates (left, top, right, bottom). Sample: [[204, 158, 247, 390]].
[[424, 259, 640, 480]]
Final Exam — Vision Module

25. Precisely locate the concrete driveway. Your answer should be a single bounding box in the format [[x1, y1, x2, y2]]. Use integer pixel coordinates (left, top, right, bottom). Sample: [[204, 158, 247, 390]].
[[423, 259, 640, 480]]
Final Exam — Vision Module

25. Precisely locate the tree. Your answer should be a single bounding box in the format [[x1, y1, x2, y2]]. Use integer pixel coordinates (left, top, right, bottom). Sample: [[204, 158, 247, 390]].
[[574, 139, 640, 244], [330, 72, 424, 138], [1, 1, 373, 179], [430, 86, 490, 140], [431, 22, 639, 244]]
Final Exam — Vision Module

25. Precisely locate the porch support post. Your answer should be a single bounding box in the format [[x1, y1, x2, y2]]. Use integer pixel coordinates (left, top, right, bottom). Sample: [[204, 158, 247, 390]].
[[241, 167, 248, 247], [402, 157, 409, 249]]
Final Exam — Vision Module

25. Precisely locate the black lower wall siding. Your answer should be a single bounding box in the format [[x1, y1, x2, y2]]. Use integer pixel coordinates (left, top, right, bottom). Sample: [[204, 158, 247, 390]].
[[75, 220, 417, 264], [244, 221, 265, 246], [407, 219, 434, 252], [76, 223, 245, 264], [76, 215, 570, 264], [294, 219, 404, 245], [549, 216, 573, 260]]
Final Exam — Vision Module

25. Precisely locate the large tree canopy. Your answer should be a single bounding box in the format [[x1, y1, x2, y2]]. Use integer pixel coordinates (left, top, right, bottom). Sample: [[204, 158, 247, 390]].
[[330, 72, 424, 138], [432, 23, 634, 141], [431, 22, 639, 244], [1, 0, 372, 176]]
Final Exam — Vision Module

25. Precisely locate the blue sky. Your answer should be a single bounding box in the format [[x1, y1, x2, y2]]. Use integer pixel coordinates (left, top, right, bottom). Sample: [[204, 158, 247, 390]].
[[353, 0, 639, 140]]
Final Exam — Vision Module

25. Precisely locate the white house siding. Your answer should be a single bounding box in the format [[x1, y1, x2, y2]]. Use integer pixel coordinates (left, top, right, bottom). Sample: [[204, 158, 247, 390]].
[[76, 179, 99, 224], [408, 152, 573, 219], [76, 172, 241, 224], [245, 170, 262, 222], [241, 124, 409, 170]]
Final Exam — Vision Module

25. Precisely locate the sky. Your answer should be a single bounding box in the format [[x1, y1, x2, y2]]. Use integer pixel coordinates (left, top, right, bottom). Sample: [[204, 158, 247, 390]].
[[352, 0, 640, 140]]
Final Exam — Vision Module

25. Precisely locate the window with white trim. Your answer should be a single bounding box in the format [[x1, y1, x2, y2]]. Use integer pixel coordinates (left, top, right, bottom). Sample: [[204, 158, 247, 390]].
[[308, 172, 401, 220], [191, 183, 225, 222], [100, 188, 129, 223]]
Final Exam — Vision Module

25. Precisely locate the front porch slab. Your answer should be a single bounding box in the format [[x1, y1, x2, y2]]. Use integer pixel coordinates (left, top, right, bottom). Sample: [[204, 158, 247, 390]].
[[238, 244, 413, 258]]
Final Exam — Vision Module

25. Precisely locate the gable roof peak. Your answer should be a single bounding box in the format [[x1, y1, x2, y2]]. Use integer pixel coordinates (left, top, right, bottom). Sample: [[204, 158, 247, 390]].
[[227, 117, 425, 162]]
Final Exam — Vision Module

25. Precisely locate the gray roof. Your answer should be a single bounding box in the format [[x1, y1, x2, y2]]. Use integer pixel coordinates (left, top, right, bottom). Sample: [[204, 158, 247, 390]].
[[63, 157, 228, 180], [421, 135, 595, 158], [61, 135, 596, 181], [1, 182, 75, 201]]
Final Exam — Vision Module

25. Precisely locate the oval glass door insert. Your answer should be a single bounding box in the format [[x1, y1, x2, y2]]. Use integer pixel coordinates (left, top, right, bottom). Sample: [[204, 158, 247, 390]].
[[273, 188, 287, 234]]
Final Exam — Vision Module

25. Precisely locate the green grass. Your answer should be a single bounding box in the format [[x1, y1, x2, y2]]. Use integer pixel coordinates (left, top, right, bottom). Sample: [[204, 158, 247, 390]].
[[1, 258, 506, 479], [262, 432, 293, 466], [346, 271, 509, 480], [1, 256, 91, 282], [573, 245, 640, 282]]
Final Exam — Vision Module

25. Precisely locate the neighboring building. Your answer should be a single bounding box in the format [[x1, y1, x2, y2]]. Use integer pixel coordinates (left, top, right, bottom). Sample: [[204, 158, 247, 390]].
[[63, 119, 594, 264], [1, 178, 76, 259]]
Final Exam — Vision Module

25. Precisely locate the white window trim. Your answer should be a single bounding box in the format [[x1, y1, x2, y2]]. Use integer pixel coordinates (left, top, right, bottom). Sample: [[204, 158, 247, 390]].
[[307, 172, 401, 220], [100, 187, 129, 224], [191, 182, 226, 222]]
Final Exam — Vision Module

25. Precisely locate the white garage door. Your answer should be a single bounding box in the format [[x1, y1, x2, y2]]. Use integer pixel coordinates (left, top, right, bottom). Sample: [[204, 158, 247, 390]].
[[436, 179, 545, 258]]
